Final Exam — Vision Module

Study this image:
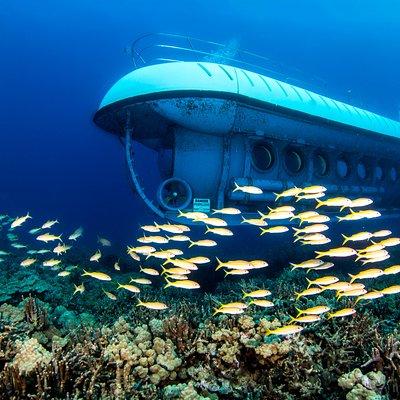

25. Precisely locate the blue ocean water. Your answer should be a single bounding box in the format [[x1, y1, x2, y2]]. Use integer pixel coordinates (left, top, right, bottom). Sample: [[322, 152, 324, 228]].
[[1, 0, 399, 246]]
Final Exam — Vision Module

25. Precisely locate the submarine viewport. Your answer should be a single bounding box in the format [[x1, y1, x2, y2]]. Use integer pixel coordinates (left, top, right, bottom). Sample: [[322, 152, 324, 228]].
[[93, 34, 400, 224]]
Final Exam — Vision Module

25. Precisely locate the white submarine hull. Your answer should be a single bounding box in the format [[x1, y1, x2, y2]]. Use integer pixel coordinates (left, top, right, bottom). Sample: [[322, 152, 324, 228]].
[[94, 61, 400, 220]]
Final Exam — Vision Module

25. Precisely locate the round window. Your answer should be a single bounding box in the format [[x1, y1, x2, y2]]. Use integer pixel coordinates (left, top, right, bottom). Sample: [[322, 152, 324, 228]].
[[284, 147, 304, 174], [313, 152, 329, 177], [389, 166, 398, 182], [337, 157, 349, 178], [357, 161, 367, 180], [251, 142, 274, 171], [374, 165, 384, 181]]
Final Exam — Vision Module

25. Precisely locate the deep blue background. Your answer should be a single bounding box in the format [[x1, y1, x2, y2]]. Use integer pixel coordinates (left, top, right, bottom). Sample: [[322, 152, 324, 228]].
[[1, 1, 399, 247]]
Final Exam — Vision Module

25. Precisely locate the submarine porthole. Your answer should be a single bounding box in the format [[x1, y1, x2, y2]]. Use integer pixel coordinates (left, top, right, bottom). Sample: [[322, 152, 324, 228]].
[[284, 147, 304, 174], [313, 152, 329, 177], [157, 178, 193, 211], [357, 161, 367, 180], [389, 166, 398, 182], [336, 157, 350, 178], [374, 164, 384, 181], [251, 142, 274, 171]]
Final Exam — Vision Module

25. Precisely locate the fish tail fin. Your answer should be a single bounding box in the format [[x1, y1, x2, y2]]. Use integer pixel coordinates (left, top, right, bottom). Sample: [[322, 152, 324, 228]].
[[293, 236, 301, 243], [342, 234, 349, 245], [295, 196, 301, 202], [233, 182, 240, 192], [292, 227, 300, 234], [205, 225, 210, 234], [136, 298, 143, 307], [337, 216, 343, 222], [212, 308, 220, 316], [240, 216, 246, 224], [355, 254, 361, 262], [242, 290, 248, 298], [163, 277, 172, 289], [315, 251, 324, 259], [306, 278, 312, 289], [259, 228, 267, 236], [315, 199, 323, 209], [224, 270, 229, 277], [295, 307, 302, 316], [348, 274, 355, 283], [81, 269, 88, 276], [289, 315, 296, 322], [340, 205, 347, 212], [294, 292, 301, 301], [257, 210, 267, 219], [265, 329, 272, 336], [188, 240, 195, 248], [267, 206, 273, 212], [273, 192, 280, 201], [211, 209, 217, 214], [215, 257, 223, 271], [326, 313, 332, 320], [177, 210, 184, 218], [290, 263, 297, 271]]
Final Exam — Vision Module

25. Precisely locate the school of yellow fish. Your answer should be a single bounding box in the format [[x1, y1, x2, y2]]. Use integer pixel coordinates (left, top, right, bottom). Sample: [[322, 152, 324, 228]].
[[2, 181, 400, 337]]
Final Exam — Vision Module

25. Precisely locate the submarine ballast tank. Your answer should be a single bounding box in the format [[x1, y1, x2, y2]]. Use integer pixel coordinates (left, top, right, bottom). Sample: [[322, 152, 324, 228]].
[[94, 34, 400, 223]]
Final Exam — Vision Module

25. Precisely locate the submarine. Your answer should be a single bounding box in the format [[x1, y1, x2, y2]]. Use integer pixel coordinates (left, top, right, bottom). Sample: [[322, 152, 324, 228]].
[[94, 34, 400, 224]]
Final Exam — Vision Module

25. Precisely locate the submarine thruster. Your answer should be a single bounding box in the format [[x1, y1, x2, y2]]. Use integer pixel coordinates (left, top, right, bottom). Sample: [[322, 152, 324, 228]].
[[94, 34, 400, 224]]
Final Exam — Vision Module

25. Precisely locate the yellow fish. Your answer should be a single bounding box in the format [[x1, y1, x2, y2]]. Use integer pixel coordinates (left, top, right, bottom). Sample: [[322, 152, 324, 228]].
[[316, 247, 356, 258], [193, 217, 227, 227], [213, 307, 244, 315], [11, 213, 32, 229], [219, 302, 248, 309], [372, 230, 391, 238], [43, 259, 61, 267], [57, 271, 71, 277], [357, 243, 385, 254], [378, 237, 400, 247], [36, 233, 62, 243], [140, 267, 159, 276], [302, 185, 327, 194], [291, 211, 319, 221], [233, 182, 263, 195], [381, 285, 400, 295], [307, 261, 334, 273], [356, 249, 388, 261], [250, 260, 268, 269], [212, 207, 241, 215], [161, 267, 191, 275], [240, 217, 267, 227], [117, 283, 140, 293], [349, 268, 384, 283], [294, 233, 326, 242], [337, 288, 367, 299], [185, 256, 210, 264], [127, 245, 156, 255], [140, 225, 161, 233], [296, 305, 330, 316], [137, 300, 168, 310], [248, 299, 274, 308], [316, 197, 351, 208], [274, 187, 302, 201], [164, 279, 200, 289], [166, 274, 189, 280], [292, 224, 329, 236], [289, 315, 320, 323], [266, 324, 303, 336], [342, 232, 372, 244], [73, 283, 85, 295], [167, 248, 184, 256], [258, 210, 294, 220], [296, 193, 325, 201], [141, 236, 169, 244], [300, 237, 331, 246], [128, 251, 140, 262], [216, 258, 251, 271], [163, 258, 197, 270], [345, 197, 373, 209], [90, 250, 102, 262], [154, 223, 184, 234], [327, 308, 356, 319], [102, 289, 117, 300], [383, 265, 400, 275], [53, 243, 71, 255], [82, 270, 111, 281], [295, 287, 323, 300], [20, 258, 36, 267], [146, 250, 175, 260], [189, 239, 217, 248], [351, 209, 381, 219], [224, 269, 249, 276], [360, 254, 390, 265], [130, 278, 152, 285], [166, 234, 191, 242], [355, 291, 383, 304], [260, 226, 289, 235], [178, 211, 208, 219], [306, 276, 339, 288], [242, 289, 271, 298], [300, 214, 330, 224], [320, 282, 353, 292], [290, 259, 324, 270], [205, 227, 233, 236], [268, 206, 295, 213], [41, 219, 59, 229]]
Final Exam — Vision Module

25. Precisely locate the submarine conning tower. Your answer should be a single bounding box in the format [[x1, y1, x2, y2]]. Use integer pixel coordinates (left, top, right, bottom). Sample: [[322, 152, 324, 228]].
[[94, 34, 400, 222]]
